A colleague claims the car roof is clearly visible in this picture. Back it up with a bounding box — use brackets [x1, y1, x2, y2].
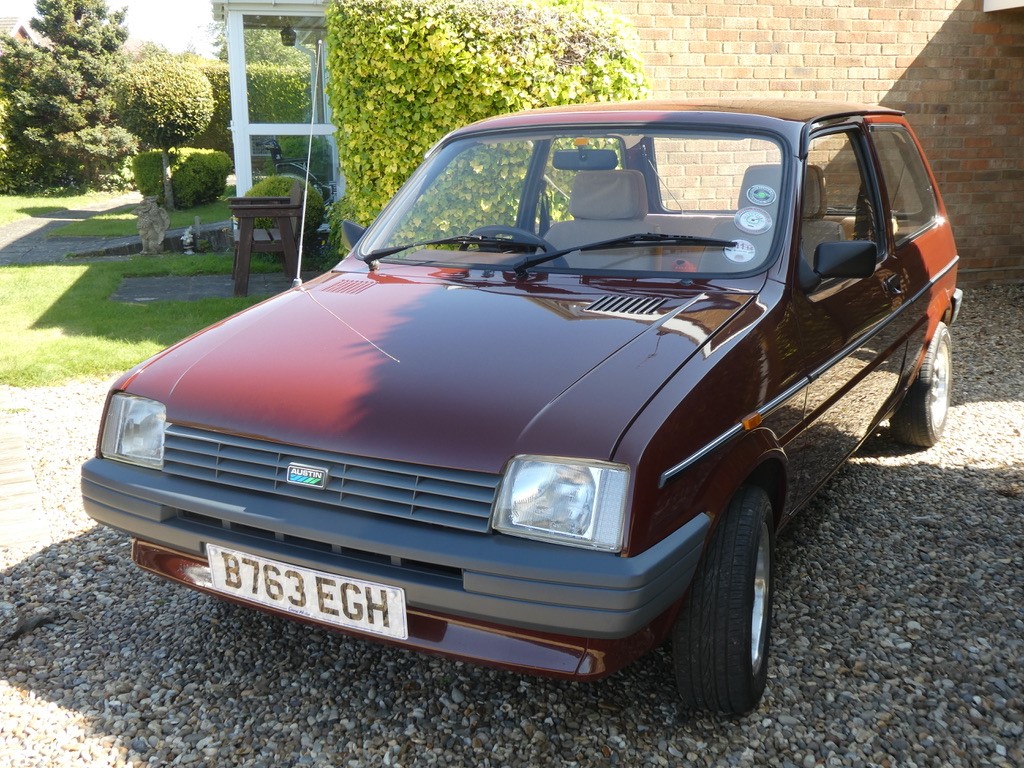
[447, 98, 904, 141]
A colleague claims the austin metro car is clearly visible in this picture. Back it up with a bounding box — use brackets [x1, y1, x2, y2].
[82, 99, 960, 714]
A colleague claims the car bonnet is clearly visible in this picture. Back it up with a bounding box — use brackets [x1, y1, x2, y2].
[119, 270, 758, 473]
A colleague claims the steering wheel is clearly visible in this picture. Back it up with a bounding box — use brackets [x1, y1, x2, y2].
[469, 225, 555, 253]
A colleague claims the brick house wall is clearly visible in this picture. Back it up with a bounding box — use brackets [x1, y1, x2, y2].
[603, 0, 1024, 285]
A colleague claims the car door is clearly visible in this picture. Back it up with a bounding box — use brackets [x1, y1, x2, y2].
[783, 124, 908, 516]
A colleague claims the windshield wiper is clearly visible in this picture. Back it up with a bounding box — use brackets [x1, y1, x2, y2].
[361, 234, 540, 265]
[513, 232, 738, 275]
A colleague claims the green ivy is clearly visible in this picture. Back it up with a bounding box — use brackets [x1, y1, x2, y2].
[324, 0, 647, 227]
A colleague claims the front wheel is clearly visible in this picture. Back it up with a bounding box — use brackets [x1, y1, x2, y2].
[889, 322, 952, 448]
[672, 486, 775, 715]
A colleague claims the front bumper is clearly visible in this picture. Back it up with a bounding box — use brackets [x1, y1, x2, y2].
[82, 457, 707, 649]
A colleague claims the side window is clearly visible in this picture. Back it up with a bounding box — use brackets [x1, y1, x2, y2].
[803, 131, 880, 262]
[870, 126, 939, 246]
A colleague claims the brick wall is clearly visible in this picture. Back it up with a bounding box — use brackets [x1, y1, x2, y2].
[604, 0, 1024, 284]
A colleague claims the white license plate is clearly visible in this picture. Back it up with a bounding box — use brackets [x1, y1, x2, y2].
[206, 544, 408, 640]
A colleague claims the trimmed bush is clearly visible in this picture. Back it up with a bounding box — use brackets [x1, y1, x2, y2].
[117, 54, 215, 154]
[131, 150, 165, 198]
[246, 175, 326, 239]
[171, 149, 232, 208]
[324, 0, 647, 226]
[116, 53, 215, 208]
[130, 148, 231, 208]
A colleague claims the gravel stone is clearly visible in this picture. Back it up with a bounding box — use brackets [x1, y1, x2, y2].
[1, 284, 1022, 767]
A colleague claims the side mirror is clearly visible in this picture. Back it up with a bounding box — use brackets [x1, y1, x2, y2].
[342, 219, 366, 251]
[814, 240, 877, 279]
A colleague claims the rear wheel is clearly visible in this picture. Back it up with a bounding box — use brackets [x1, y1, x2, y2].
[889, 322, 952, 448]
[672, 486, 775, 715]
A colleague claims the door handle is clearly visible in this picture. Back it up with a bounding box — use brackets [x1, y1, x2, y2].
[883, 274, 903, 296]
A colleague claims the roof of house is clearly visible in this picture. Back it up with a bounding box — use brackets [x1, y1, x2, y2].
[0, 16, 46, 45]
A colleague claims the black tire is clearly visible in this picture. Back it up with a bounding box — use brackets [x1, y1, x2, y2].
[672, 486, 775, 715]
[889, 322, 952, 448]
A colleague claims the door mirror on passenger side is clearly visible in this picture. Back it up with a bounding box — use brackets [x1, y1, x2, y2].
[814, 240, 878, 279]
[342, 219, 366, 251]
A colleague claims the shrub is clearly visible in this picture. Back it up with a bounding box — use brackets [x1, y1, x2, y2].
[116, 53, 215, 208]
[245, 175, 325, 239]
[117, 54, 215, 154]
[131, 150, 165, 197]
[171, 148, 232, 208]
[130, 148, 231, 208]
[324, 0, 647, 226]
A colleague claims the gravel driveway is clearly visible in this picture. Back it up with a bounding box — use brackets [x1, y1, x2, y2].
[1, 285, 1021, 768]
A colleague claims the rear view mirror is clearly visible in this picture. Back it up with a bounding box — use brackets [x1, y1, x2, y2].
[552, 148, 619, 171]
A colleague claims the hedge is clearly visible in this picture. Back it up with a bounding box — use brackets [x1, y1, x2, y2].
[324, 0, 647, 226]
[191, 61, 312, 161]
[171, 149, 233, 208]
[131, 148, 232, 208]
[193, 61, 233, 156]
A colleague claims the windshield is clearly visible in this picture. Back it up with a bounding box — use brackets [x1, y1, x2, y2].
[358, 128, 787, 276]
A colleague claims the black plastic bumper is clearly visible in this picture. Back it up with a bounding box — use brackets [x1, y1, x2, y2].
[82, 457, 708, 639]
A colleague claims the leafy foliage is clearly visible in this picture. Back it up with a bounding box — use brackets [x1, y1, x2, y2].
[131, 148, 232, 208]
[0, 0, 137, 191]
[130, 151, 165, 197]
[245, 175, 326, 240]
[324, 0, 646, 226]
[116, 53, 215, 208]
[246, 63, 312, 125]
[116, 54, 215, 152]
[169, 149, 233, 209]
[193, 61, 233, 156]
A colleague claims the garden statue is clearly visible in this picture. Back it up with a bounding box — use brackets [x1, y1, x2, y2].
[133, 197, 170, 254]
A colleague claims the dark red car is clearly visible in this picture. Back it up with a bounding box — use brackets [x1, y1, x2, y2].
[83, 100, 960, 714]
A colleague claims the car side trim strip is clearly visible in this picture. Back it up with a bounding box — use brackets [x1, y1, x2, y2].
[658, 256, 958, 488]
[659, 378, 809, 487]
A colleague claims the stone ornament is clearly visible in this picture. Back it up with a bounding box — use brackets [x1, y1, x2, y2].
[133, 197, 170, 254]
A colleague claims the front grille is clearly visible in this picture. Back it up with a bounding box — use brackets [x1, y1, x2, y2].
[163, 425, 500, 533]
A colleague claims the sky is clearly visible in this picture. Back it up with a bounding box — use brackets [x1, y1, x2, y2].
[5, 0, 217, 58]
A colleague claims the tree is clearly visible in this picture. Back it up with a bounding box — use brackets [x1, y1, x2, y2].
[116, 54, 215, 209]
[0, 0, 137, 191]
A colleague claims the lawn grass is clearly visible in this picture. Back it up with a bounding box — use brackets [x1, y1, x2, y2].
[0, 253, 269, 387]
[52, 193, 233, 237]
[0, 191, 120, 227]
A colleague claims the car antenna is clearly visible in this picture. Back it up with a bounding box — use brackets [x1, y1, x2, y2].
[293, 38, 324, 289]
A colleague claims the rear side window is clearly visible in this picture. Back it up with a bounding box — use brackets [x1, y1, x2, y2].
[870, 126, 939, 246]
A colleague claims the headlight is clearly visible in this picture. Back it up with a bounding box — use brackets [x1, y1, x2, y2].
[492, 456, 629, 552]
[100, 394, 166, 469]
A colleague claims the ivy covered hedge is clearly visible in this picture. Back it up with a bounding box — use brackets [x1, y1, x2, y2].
[324, 0, 646, 225]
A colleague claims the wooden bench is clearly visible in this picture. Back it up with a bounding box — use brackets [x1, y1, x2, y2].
[228, 181, 304, 297]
